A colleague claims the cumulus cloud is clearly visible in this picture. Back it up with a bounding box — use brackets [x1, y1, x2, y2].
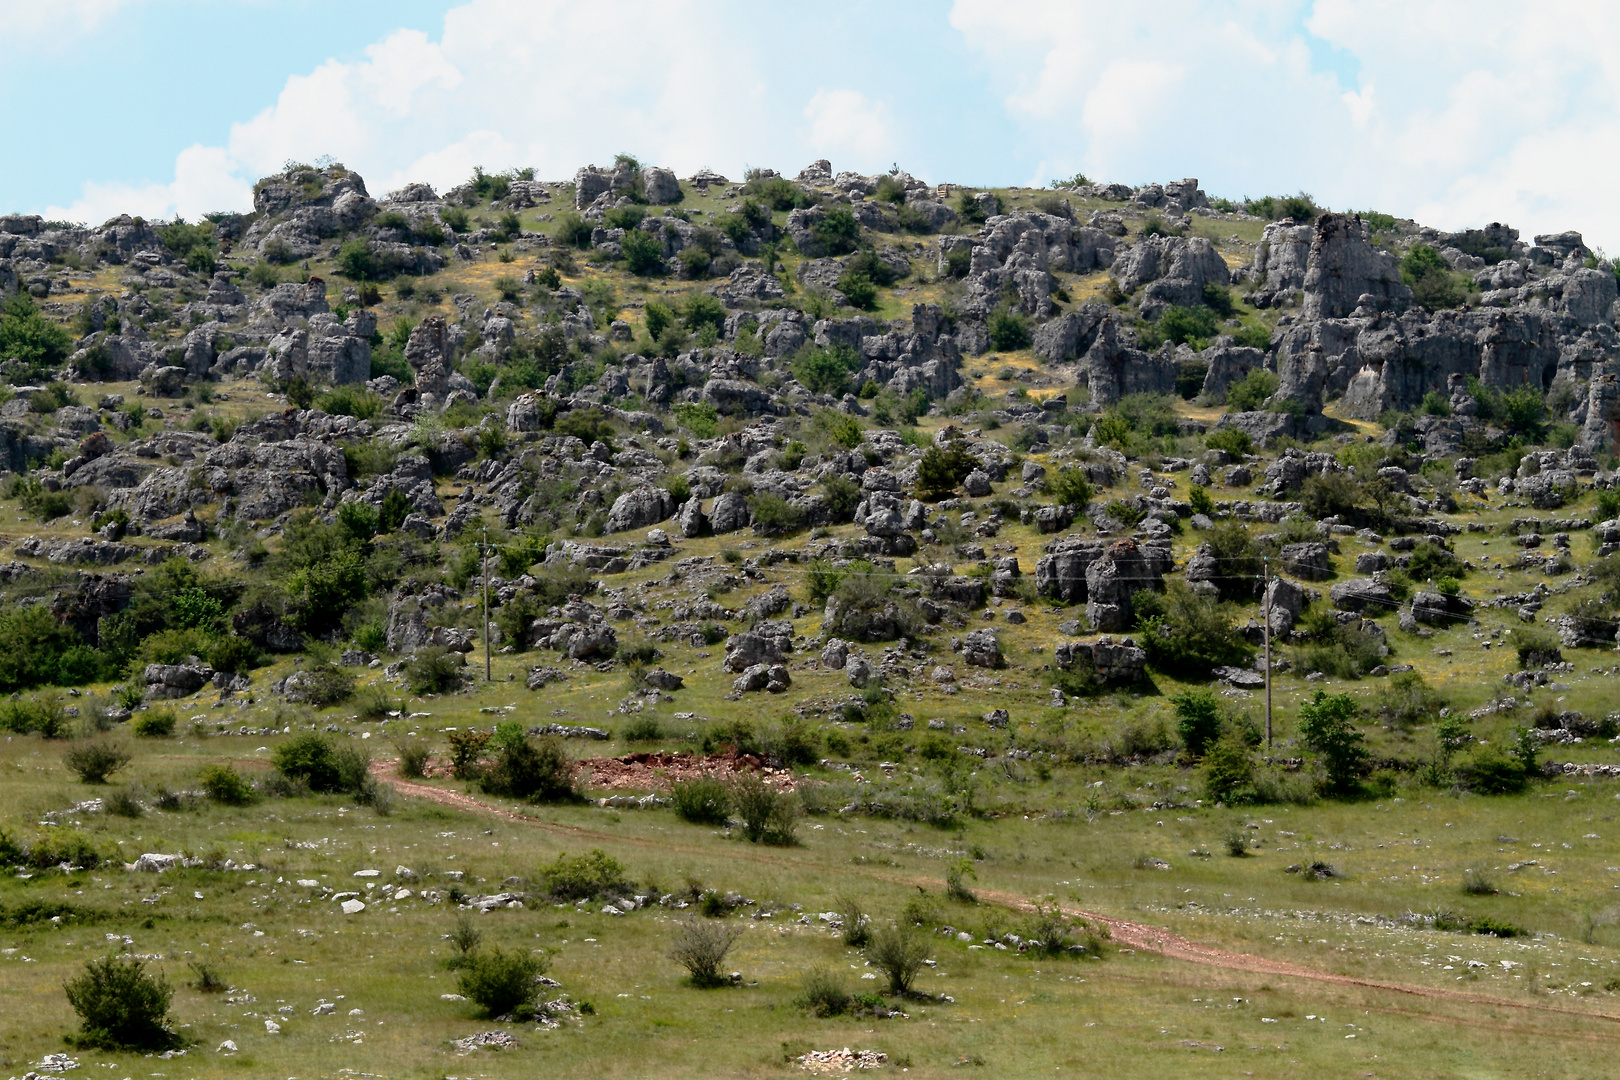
[803, 89, 894, 169]
[0, 0, 138, 40]
[42, 144, 249, 225]
[950, 0, 1620, 248]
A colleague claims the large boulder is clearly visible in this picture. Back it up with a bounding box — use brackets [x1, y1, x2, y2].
[1054, 636, 1147, 686]
[606, 486, 675, 534]
[960, 628, 1003, 669]
[1033, 536, 1109, 603]
[709, 491, 751, 534]
[722, 631, 784, 673]
[1085, 538, 1172, 632]
[1301, 213, 1413, 319]
[1279, 542, 1333, 581]
[144, 662, 213, 700]
[1264, 576, 1306, 635]
[1329, 577, 1393, 613]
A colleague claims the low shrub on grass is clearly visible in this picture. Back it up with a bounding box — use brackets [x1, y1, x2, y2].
[672, 776, 730, 825]
[458, 947, 547, 1019]
[64, 955, 180, 1050]
[669, 918, 744, 987]
[131, 709, 176, 737]
[395, 737, 432, 778]
[726, 772, 797, 844]
[538, 849, 626, 900]
[479, 733, 576, 803]
[837, 894, 872, 947]
[198, 763, 255, 805]
[64, 740, 132, 784]
[864, 924, 932, 995]
[797, 965, 853, 1016]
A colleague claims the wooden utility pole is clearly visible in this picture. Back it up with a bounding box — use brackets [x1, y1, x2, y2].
[481, 526, 492, 682]
[1262, 555, 1273, 749]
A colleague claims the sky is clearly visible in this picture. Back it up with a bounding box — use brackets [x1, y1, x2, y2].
[6, 1, 1620, 250]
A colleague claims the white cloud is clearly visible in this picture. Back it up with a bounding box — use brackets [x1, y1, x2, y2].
[803, 89, 894, 168]
[0, 0, 138, 39]
[950, 0, 1620, 248]
[42, 144, 249, 225]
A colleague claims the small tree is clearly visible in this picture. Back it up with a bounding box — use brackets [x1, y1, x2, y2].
[864, 924, 932, 995]
[672, 776, 730, 825]
[1201, 731, 1256, 804]
[1296, 690, 1368, 795]
[669, 919, 744, 987]
[458, 947, 545, 1019]
[479, 733, 575, 803]
[1047, 466, 1092, 509]
[64, 955, 180, 1050]
[915, 444, 979, 501]
[64, 740, 132, 784]
[1169, 689, 1224, 758]
[725, 773, 796, 844]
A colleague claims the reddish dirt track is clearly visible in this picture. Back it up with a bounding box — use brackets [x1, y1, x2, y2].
[375, 762, 1620, 1031]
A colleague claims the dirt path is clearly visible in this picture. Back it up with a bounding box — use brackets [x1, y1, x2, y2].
[376, 764, 1620, 1028]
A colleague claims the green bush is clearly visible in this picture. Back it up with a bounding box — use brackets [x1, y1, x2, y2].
[401, 648, 466, 695]
[538, 849, 626, 900]
[555, 212, 592, 247]
[64, 740, 132, 784]
[1296, 690, 1368, 795]
[1047, 466, 1092, 509]
[621, 228, 663, 274]
[479, 733, 575, 803]
[915, 443, 980, 500]
[64, 955, 180, 1051]
[672, 776, 730, 825]
[747, 493, 804, 537]
[1201, 731, 1256, 804]
[1225, 369, 1280, 412]
[1134, 582, 1253, 678]
[395, 737, 432, 778]
[864, 924, 932, 995]
[1169, 689, 1224, 757]
[1247, 193, 1321, 221]
[131, 709, 176, 738]
[1513, 626, 1563, 669]
[726, 772, 797, 844]
[1230, 323, 1273, 351]
[812, 206, 860, 255]
[1154, 305, 1218, 348]
[0, 292, 73, 377]
[837, 271, 879, 309]
[673, 401, 719, 439]
[0, 695, 71, 737]
[1401, 244, 1468, 310]
[792, 344, 860, 396]
[988, 306, 1031, 350]
[273, 732, 370, 793]
[1372, 670, 1447, 730]
[337, 239, 378, 280]
[1205, 427, 1253, 457]
[797, 965, 853, 1016]
[669, 918, 745, 987]
[458, 947, 545, 1019]
[198, 763, 255, 805]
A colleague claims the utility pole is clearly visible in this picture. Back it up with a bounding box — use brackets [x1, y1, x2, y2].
[481, 526, 492, 682]
[1262, 555, 1273, 750]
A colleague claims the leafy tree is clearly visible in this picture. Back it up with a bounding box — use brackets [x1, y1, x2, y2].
[915, 443, 980, 500]
[1170, 689, 1225, 757]
[1296, 689, 1368, 795]
[1046, 466, 1092, 509]
[812, 206, 860, 255]
[1225, 369, 1279, 411]
[792, 345, 860, 396]
[682, 293, 725, 334]
[1401, 243, 1467, 309]
[1134, 581, 1253, 678]
[1155, 304, 1218, 348]
[1201, 730, 1256, 804]
[621, 228, 663, 274]
[988, 305, 1031, 350]
[555, 212, 592, 247]
[64, 955, 180, 1050]
[837, 270, 879, 309]
[0, 292, 72, 377]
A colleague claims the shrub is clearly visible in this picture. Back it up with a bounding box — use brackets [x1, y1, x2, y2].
[988, 306, 1031, 351]
[797, 964, 853, 1016]
[670, 918, 744, 987]
[945, 858, 977, 903]
[672, 776, 730, 825]
[402, 647, 466, 695]
[64, 740, 132, 784]
[206, 635, 259, 675]
[1047, 466, 1092, 509]
[1513, 626, 1563, 669]
[726, 772, 797, 844]
[1248, 192, 1321, 221]
[1371, 670, 1447, 730]
[864, 924, 932, 995]
[1202, 731, 1256, 804]
[1169, 689, 1224, 757]
[1401, 244, 1468, 310]
[0, 292, 72, 377]
[1462, 868, 1498, 896]
[747, 493, 804, 537]
[104, 785, 144, 818]
[1134, 582, 1253, 678]
[1455, 747, 1528, 795]
[837, 895, 872, 947]
[1223, 827, 1250, 857]
[479, 734, 575, 803]
[446, 729, 492, 779]
[1206, 427, 1253, 457]
[447, 911, 481, 967]
[793, 344, 860, 396]
[915, 443, 980, 500]
[1296, 690, 1368, 795]
[395, 737, 432, 778]
[1022, 900, 1108, 958]
[538, 849, 626, 900]
[273, 732, 370, 793]
[621, 228, 663, 274]
[458, 947, 545, 1019]
[812, 206, 860, 255]
[1226, 369, 1279, 412]
[64, 955, 180, 1051]
[0, 695, 68, 738]
[1155, 304, 1218, 348]
[187, 958, 226, 994]
[837, 271, 878, 310]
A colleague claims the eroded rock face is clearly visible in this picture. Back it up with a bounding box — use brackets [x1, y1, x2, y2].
[1301, 213, 1413, 320]
[960, 628, 1003, 669]
[1055, 635, 1147, 685]
[1083, 539, 1173, 632]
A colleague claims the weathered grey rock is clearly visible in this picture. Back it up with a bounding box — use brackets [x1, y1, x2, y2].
[139, 364, 186, 397]
[962, 469, 992, 497]
[1264, 576, 1306, 635]
[1411, 590, 1475, 625]
[1280, 542, 1332, 581]
[641, 167, 681, 205]
[960, 628, 1003, 668]
[676, 495, 706, 538]
[1054, 636, 1147, 685]
[404, 315, 452, 403]
[1329, 577, 1393, 613]
[723, 631, 783, 673]
[1033, 536, 1108, 603]
[845, 656, 872, 688]
[606, 486, 674, 534]
[820, 638, 849, 670]
[144, 662, 212, 699]
[1301, 213, 1413, 319]
[709, 491, 751, 534]
[1085, 538, 1171, 632]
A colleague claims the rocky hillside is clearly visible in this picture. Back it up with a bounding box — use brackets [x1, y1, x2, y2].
[0, 155, 1614, 717]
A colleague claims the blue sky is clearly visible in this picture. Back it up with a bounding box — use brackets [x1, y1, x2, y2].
[7, 1, 1620, 250]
